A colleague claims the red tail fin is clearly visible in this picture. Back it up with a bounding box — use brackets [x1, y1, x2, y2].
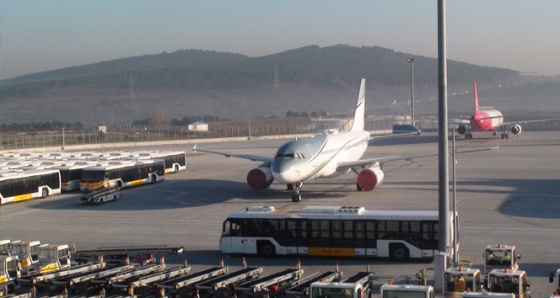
[473, 81, 480, 113]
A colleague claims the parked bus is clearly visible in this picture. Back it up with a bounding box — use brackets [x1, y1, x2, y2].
[220, 205, 457, 260]
[138, 151, 187, 173]
[0, 169, 62, 205]
[50, 161, 99, 192]
[79, 159, 165, 192]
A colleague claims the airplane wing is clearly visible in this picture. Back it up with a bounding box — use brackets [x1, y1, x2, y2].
[499, 118, 554, 127]
[336, 146, 497, 172]
[192, 145, 273, 164]
[367, 132, 419, 141]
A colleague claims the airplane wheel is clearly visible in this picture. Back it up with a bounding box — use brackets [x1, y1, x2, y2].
[287, 184, 293, 190]
[292, 194, 302, 202]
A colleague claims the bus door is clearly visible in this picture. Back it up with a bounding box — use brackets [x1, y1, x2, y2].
[287, 219, 308, 255]
[355, 220, 378, 256]
[221, 219, 246, 254]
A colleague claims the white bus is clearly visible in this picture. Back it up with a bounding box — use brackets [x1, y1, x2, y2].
[79, 159, 165, 192]
[50, 161, 99, 192]
[220, 205, 457, 260]
[138, 151, 187, 174]
[0, 169, 62, 205]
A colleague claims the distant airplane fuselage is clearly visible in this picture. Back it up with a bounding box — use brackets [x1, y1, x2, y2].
[470, 109, 503, 132]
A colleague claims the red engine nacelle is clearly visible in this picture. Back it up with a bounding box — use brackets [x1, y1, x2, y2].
[246, 167, 274, 190]
[356, 165, 385, 191]
[511, 124, 522, 135]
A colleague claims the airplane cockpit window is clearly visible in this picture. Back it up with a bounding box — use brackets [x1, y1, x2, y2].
[274, 153, 296, 160]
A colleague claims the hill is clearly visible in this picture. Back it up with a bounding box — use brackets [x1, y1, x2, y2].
[0, 45, 534, 125]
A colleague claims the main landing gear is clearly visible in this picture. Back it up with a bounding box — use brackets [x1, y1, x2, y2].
[288, 182, 303, 202]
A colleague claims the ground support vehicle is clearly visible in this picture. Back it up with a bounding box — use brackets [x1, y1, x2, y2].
[444, 266, 483, 296]
[234, 268, 304, 297]
[483, 244, 520, 274]
[89, 262, 166, 293]
[72, 245, 184, 265]
[26, 244, 72, 274]
[194, 266, 263, 297]
[156, 266, 229, 298]
[19, 262, 105, 294]
[9, 240, 41, 274]
[461, 292, 515, 298]
[51, 264, 137, 295]
[0, 255, 21, 295]
[284, 271, 343, 297]
[0, 240, 11, 255]
[308, 271, 374, 298]
[550, 269, 560, 293]
[111, 265, 191, 296]
[380, 283, 434, 298]
[487, 269, 530, 298]
[80, 186, 120, 205]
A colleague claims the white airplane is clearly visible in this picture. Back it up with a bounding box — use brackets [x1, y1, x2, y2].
[194, 79, 491, 202]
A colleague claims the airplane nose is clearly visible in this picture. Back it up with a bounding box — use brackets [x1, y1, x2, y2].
[272, 161, 298, 183]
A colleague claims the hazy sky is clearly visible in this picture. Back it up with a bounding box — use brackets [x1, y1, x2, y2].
[1, 0, 559, 80]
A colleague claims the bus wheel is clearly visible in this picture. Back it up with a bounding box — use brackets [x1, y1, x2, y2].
[174, 165, 179, 173]
[41, 188, 48, 198]
[151, 175, 156, 183]
[258, 241, 276, 257]
[390, 244, 409, 261]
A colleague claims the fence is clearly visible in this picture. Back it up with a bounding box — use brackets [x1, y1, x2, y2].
[0, 118, 396, 151]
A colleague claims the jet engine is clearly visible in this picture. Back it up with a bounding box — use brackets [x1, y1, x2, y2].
[457, 125, 467, 135]
[511, 124, 522, 135]
[246, 166, 274, 190]
[356, 164, 385, 191]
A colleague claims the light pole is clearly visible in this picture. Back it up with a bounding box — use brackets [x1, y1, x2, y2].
[247, 119, 252, 140]
[407, 56, 415, 124]
[61, 127, 65, 151]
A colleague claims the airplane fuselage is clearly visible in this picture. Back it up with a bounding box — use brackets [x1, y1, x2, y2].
[271, 130, 370, 184]
[470, 109, 504, 132]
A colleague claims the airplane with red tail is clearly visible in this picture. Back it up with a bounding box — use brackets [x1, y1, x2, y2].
[457, 81, 551, 139]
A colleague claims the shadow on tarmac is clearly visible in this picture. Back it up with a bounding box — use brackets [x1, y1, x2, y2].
[28, 175, 560, 219]
[389, 178, 560, 219]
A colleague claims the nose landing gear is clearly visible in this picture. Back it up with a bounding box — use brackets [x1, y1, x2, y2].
[290, 182, 303, 202]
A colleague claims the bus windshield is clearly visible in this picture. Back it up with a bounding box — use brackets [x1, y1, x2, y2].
[81, 170, 106, 182]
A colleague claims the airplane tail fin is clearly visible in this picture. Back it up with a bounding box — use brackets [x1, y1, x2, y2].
[473, 81, 480, 113]
[350, 78, 366, 132]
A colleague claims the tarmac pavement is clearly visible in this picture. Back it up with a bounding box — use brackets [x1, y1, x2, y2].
[1, 131, 559, 297]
